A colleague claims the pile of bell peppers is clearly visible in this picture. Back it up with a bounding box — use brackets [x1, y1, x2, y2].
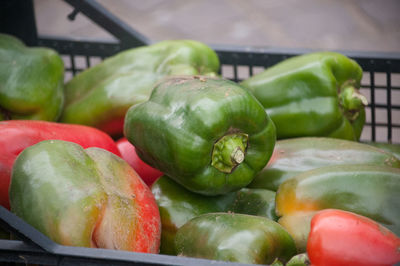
[1, 33, 399, 266]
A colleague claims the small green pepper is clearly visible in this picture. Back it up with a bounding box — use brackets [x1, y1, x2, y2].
[152, 175, 277, 254]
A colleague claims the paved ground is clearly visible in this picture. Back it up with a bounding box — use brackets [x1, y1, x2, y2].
[34, 0, 400, 53]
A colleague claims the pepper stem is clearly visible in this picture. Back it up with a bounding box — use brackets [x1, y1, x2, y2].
[211, 133, 248, 173]
[339, 85, 368, 122]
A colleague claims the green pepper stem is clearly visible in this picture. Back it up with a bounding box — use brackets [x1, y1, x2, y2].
[339, 85, 368, 122]
[211, 133, 248, 173]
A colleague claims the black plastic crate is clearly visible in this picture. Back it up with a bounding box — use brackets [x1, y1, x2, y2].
[1, 0, 400, 265]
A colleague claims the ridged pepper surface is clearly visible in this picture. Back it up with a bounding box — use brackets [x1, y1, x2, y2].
[151, 175, 277, 254]
[248, 137, 400, 191]
[61, 40, 219, 136]
[175, 213, 297, 265]
[9, 140, 161, 252]
[0, 120, 120, 209]
[240, 52, 367, 140]
[275, 164, 400, 251]
[125, 75, 276, 195]
[0, 34, 64, 122]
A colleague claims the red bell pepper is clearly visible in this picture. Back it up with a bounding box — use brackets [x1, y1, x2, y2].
[116, 138, 163, 186]
[307, 209, 400, 266]
[0, 120, 121, 209]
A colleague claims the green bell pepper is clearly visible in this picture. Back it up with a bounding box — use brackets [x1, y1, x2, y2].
[175, 213, 297, 265]
[9, 140, 161, 252]
[248, 137, 400, 191]
[275, 164, 400, 251]
[151, 175, 277, 254]
[61, 40, 220, 136]
[125, 75, 276, 195]
[240, 52, 367, 140]
[0, 34, 64, 121]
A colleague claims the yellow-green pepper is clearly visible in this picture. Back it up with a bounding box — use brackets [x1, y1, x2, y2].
[175, 213, 297, 265]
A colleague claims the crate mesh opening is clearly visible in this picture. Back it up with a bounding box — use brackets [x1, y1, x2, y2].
[252, 66, 266, 75]
[237, 65, 250, 80]
[392, 128, 400, 143]
[221, 64, 234, 79]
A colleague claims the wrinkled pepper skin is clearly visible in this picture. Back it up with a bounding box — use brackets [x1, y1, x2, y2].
[61, 40, 220, 136]
[174, 213, 297, 265]
[151, 176, 277, 254]
[116, 137, 163, 186]
[248, 137, 400, 191]
[275, 164, 400, 237]
[9, 140, 161, 252]
[240, 52, 367, 140]
[0, 120, 121, 209]
[125, 75, 276, 195]
[0, 34, 64, 121]
[307, 209, 400, 266]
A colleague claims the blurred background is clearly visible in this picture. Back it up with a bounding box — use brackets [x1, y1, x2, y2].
[34, 0, 400, 53]
[29, 0, 400, 142]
